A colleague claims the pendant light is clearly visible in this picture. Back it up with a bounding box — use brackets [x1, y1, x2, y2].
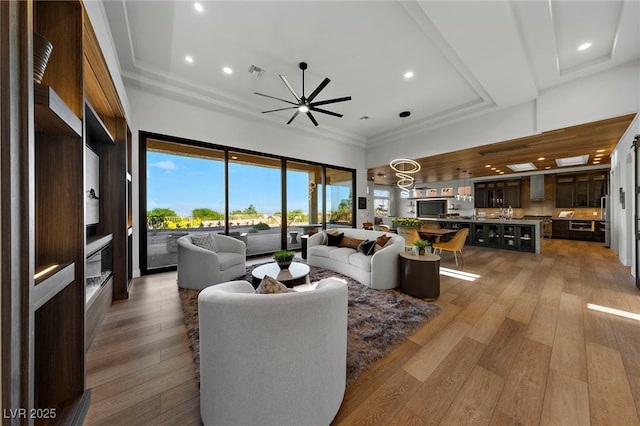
[455, 168, 462, 200]
[390, 111, 421, 196]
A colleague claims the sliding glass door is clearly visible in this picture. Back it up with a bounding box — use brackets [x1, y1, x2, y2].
[228, 151, 282, 256]
[286, 161, 323, 250]
[326, 167, 355, 229]
[140, 132, 356, 273]
[145, 139, 225, 271]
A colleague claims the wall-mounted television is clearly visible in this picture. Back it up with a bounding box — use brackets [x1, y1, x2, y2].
[417, 200, 447, 218]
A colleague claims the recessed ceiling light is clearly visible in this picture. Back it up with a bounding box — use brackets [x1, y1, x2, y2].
[507, 162, 537, 172]
[404, 71, 414, 79]
[223, 66, 233, 74]
[194, 2, 204, 12]
[499, 171, 505, 174]
[485, 164, 491, 168]
[231, 155, 238, 160]
[595, 153, 603, 157]
[593, 161, 601, 164]
[545, 166, 551, 169]
[491, 167, 496, 170]
[538, 157, 545, 161]
[185, 55, 194, 63]
[556, 155, 589, 167]
[596, 149, 606, 153]
[578, 42, 592, 51]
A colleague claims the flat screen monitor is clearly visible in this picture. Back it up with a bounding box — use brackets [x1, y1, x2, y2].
[417, 200, 446, 218]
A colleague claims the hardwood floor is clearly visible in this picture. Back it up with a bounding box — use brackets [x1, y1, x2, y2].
[85, 239, 640, 425]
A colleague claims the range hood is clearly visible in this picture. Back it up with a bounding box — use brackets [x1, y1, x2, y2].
[530, 175, 545, 200]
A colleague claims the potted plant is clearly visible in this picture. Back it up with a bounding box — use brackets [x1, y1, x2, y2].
[392, 217, 422, 228]
[273, 250, 295, 270]
[413, 239, 431, 255]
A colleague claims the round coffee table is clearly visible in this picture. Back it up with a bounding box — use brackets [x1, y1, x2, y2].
[251, 262, 311, 288]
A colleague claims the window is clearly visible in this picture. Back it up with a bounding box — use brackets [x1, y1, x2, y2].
[139, 132, 356, 273]
[374, 188, 390, 218]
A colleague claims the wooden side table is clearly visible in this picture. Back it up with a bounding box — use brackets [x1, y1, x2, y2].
[301, 235, 309, 259]
[398, 252, 441, 299]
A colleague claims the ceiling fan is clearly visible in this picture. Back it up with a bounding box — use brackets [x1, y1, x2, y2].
[254, 62, 351, 126]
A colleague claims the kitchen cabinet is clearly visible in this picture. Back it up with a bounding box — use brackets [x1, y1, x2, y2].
[594, 221, 606, 242]
[555, 172, 607, 208]
[474, 179, 521, 208]
[552, 220, 570, 239]
[440, 220, 537, 253]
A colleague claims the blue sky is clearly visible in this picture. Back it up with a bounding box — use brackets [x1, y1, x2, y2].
[147, 151, 343, 216]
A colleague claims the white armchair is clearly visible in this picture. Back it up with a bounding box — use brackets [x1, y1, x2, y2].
[177, 233, 246, 290]
[198, 278, 348, 426]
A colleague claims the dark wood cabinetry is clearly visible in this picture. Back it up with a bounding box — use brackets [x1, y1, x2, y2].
[474, 179, 521, 208]
[556, 172, 607, 208]
[552, 220, 570, 239]
[2, 1, 130, 423]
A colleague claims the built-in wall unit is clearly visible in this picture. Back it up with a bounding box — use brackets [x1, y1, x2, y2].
[1, 1, 131, 422]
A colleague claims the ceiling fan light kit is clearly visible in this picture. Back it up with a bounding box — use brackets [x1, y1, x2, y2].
[254, 62, 351, 126]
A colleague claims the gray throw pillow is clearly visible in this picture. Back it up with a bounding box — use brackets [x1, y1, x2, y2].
[191, 233, 217, 252]
[357, 239, 377, 256]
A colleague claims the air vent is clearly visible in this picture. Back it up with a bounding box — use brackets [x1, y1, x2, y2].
[478, 144, 528, 155]
[248, 64, 264, 77]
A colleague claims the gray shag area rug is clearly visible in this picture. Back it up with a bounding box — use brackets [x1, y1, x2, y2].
[178, 263, 440, 386]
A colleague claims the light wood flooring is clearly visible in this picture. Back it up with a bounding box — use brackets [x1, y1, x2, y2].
[85, 239, 640, 425]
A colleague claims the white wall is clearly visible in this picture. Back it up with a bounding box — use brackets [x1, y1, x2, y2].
[610, 113, 639, 275]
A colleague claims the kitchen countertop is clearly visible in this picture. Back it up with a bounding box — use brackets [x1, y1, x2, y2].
[436, 218, 543, 225]
[551, 217, 604, 221]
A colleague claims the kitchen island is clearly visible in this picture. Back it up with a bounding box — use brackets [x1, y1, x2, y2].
[432, 218, 542, 254]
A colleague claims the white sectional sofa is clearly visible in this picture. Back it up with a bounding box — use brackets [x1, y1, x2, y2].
[307, 228, 404, 289]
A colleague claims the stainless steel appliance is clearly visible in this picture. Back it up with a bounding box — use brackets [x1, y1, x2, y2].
[569, 220, 595, 232]
[523, 215, 552, 238]
[601, 195, 610, 248]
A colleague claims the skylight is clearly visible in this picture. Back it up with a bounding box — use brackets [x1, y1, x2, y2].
[555, 155, 589, 167]
[506, 162, 537, 172]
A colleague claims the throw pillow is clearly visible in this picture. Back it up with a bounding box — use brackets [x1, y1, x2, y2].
[255, 275, 289, 294]
[357, 239, 377, 256]
[327, 232, 344, 247]
[323, 229, 340, 245]
[339, 236, 365, 250]
[191, 233, 217, 252]
[376, 234, 392, 247]
[374, 234, 392, 252]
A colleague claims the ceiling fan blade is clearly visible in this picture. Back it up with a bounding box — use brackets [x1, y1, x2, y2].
[307, 78, 330, 102]
[254, 92, 298, 106]
[310, 96, 352, 107]
[261, 106, 298, 114]
[286, 110, 300, 125]
[310, 106, 343, 118]
[279, 75, 301, 102]
[306, 111, 319, 126]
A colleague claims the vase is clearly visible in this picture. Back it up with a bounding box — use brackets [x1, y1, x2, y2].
[33, 32, 53, 84]
[418, 248, 426, 256]
[276, 260, 292, 270]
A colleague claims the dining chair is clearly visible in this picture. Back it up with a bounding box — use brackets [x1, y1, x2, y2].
[396, 227, 423, 251]
[431, 227, 469, 267]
